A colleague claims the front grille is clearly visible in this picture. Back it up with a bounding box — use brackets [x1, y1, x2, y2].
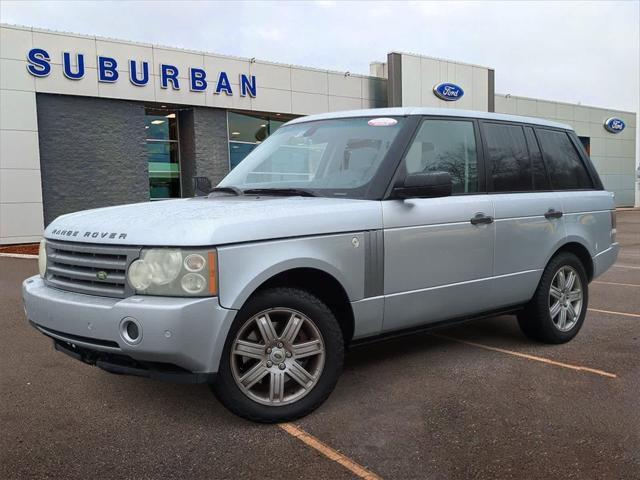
[45, 240, 140, 298]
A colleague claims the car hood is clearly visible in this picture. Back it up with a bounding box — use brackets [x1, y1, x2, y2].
[44, 196, 383, 246]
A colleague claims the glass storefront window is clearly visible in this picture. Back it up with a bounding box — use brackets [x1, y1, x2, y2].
[145, 109, 181, 200]
[230, 142, 258, 170]
[228, 111, 293, 170]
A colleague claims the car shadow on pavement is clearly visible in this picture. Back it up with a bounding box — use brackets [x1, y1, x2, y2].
[343, 314, 526, 370]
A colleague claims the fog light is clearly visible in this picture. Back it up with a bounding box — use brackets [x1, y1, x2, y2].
[120, 317, 142, 345]
[126, 322, 139, 340]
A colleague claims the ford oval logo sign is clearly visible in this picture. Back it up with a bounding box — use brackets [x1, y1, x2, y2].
[604, 117, 625, 134]
[433, 82, 464, 101]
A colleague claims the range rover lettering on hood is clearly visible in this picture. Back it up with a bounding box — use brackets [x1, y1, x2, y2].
[44, 197, 382, 246]
[50, 228, 128, 240]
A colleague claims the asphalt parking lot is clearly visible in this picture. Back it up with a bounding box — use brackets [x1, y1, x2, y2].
[1, 210, 638, 480]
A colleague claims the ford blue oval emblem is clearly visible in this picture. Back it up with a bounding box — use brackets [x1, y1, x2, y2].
[604, 117, 625, 134]
[433, 82, 464, 101]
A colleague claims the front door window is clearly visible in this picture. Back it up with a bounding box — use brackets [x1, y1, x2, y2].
[403, 119, 478, 194]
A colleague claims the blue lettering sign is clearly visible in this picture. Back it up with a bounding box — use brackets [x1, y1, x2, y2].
[240, 74, 256, 97]
[433, 82, 464, 101]
[129, 60, 149, 86]
[190, 68, 207, 91]
[97, 56, 119, 82]
[62, 52, 85, 80]
[26, 48, 51, 77]
[25, 49, 258, 98]
[215, 71, 233, 95]
[160, 64, 180, 90]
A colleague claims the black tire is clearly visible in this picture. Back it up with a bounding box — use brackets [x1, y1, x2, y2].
[212, 287, 344, 423]
[517, 252, 589, 344]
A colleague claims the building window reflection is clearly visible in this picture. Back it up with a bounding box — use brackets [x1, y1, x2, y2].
[227, 111, 291, 169]
[578, 136, 591, 156]
[145, 108, 181, 200]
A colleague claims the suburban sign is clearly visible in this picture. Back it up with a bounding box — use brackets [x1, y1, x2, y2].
[26, 48, 257, 97]
[433, 82, 464, 101]
[603, 117, 626, 134]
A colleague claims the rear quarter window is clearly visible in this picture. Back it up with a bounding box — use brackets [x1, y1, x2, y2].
[536, 129, 593, 190]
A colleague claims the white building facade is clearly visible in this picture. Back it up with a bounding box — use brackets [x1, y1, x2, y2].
[0, 24, 636, 244]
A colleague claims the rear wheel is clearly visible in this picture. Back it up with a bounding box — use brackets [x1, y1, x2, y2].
[213, 287, 344, 423]
[518, 252, 588, 344]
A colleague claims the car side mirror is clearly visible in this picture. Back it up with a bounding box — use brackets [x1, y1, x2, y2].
[193, 176, 212, 196]
[392, 171, 452, 199]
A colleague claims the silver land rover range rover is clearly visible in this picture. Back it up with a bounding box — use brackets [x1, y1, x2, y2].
[23, 108, 619, 422]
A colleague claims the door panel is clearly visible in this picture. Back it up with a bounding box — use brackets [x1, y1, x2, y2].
[492, 192, 564, 307]
[382, 195, 495, 331]
[481, 122, 567, 308]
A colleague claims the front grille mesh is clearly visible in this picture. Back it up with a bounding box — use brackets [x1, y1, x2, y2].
[45, 240, 140, 298]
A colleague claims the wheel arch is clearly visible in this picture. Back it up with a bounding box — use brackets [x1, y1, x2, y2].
[251, 267, 355, 346]
[222, 259, 356, 345]
[548, 241, 594, 281]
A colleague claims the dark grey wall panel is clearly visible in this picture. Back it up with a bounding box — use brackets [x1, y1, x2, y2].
[488, 69, 495, 112]
[387, 53, 403, 107]
[177, 108, 196, 197]
[177, 106, 229, 195]
[36, 94, 148, 225]
[192, 106, 229, 187]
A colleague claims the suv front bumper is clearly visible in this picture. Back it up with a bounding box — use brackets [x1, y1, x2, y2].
[22, 276, 237, 379]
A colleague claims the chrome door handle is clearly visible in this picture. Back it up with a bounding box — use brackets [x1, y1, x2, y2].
[544, 209, 563, 219]
[470, 213, 494, 225]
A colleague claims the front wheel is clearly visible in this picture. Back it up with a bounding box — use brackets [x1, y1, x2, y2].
[518, 252, 589, 344]
[213, 287, 344, 423]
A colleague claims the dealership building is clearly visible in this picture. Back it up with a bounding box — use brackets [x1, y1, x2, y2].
[0, 23, 637, 245]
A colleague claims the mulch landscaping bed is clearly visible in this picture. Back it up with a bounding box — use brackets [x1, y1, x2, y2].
[0, 244, 39, 255]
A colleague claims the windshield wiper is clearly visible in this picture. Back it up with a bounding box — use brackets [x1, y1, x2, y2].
[208, 186, 244, 197]
[243, 188, 316, 197]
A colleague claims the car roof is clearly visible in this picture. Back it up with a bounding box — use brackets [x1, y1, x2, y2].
[285, 107, 573, 130]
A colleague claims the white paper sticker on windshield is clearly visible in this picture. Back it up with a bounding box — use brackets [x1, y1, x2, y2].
[368, 117, 398, 127]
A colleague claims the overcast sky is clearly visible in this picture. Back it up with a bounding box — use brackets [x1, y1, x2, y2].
[1, 0, 639, 113]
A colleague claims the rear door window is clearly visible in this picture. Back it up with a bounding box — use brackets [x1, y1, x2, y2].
[482, 123, 533, 192]
[535, 129, 593, 190]
[524, 127, 551, 190]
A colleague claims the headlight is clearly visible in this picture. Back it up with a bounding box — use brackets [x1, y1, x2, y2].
[38, 239, 47, 278]
[127, 248, 217, 297]
[143, 249, 182, 285]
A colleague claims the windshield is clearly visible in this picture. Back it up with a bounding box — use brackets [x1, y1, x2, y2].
[218, 116, 406, 198]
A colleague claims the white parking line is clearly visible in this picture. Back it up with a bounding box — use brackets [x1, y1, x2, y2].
[0, 253, 38, 259]
[612, 264, 640, 270]
[588, 308, 640, 319]
[280, 423, 382, 480]
[432, 334, 617, 378]
[593, 281, 640, 288]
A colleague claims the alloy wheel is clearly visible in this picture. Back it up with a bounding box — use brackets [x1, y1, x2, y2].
[549, 265, 583, 332]
[230, 308, 325, 406]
